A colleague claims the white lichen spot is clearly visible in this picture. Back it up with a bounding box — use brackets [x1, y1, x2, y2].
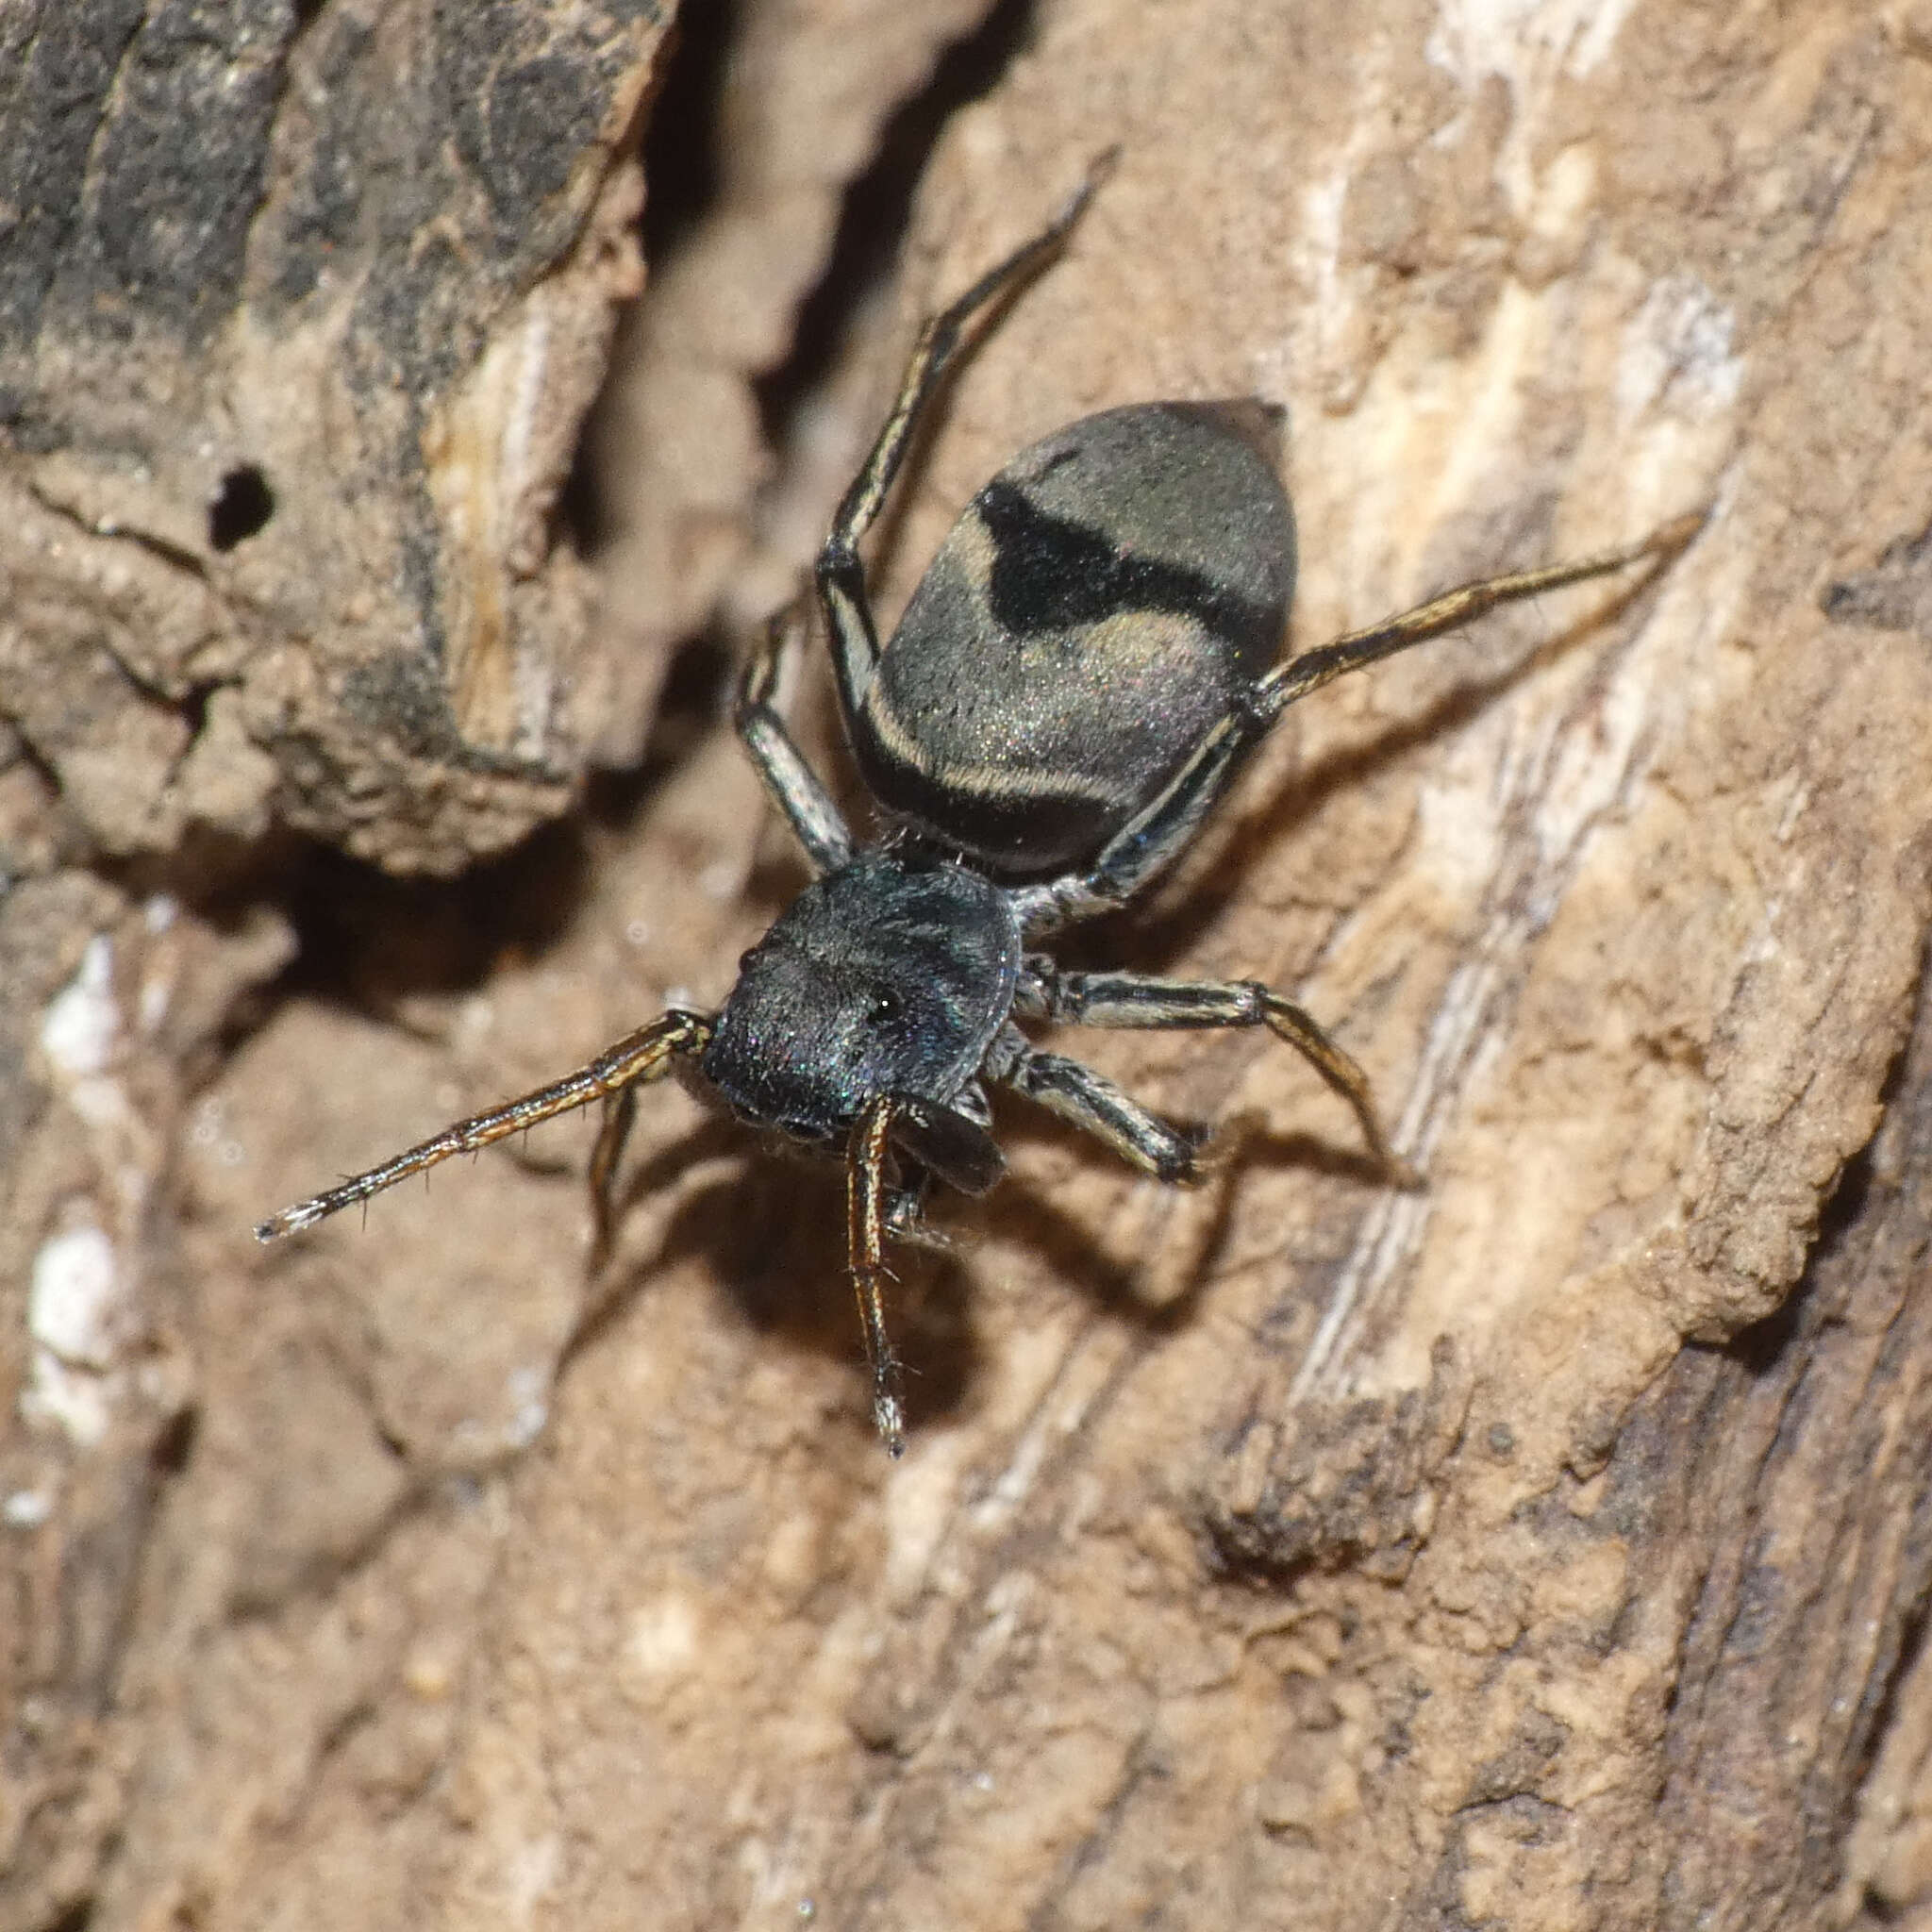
[23, 1222, 130, 1448]
[1741, 896, 1785, 971]
[42, 936, 119, 1078]
[1423, 0, 1639, 216]
[1427, 0, 1637, 90]
[23, 1354, 113, 1448]
[67, 1074, 138, 1136]
[503, 1834, 561, 1921]
[137, 973, 172, 1033]
[504, 1365, 549, 1449]
[625, 919, 652, 949]
[627, 1592, 699, 1677]
[1617, 275, 1742, 425]
[1774, 781, 1810, 843]
[30, 1222, 123, 1369]
[4, 1490, 53, 1529]
[1298, 165, 1351, 344]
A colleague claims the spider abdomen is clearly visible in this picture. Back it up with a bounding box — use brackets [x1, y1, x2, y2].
[856, 399, 1295, 875]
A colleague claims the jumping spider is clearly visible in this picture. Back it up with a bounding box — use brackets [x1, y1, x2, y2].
[258, 161, 1701, 1454]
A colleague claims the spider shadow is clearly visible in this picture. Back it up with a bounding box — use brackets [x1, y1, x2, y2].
[552, 1076, 1408, 1452]
[560, 1117, 988, 1439]
[991, 1105, 1395, 1329]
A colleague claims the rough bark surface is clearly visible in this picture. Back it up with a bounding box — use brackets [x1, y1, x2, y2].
[6, 2, 1932, 1929]
[0, 0, 662, 875]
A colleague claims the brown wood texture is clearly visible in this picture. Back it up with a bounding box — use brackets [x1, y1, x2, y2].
[6, 2, 1932, 1927]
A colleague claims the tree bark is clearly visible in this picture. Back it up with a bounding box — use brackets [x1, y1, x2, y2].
[5, 1, 1932, 1928]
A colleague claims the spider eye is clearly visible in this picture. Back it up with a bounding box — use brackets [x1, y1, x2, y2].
[868, 988, 904, 1023]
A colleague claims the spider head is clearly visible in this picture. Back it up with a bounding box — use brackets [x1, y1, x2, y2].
[699, 853, 1021, 1143]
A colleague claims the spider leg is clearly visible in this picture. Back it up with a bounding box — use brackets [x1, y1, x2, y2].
[884, 1167, 950, 1251]
[1257, 509, 1707, 718]
[255, 1010, 715, 1241]
[815, 155, 1113, 741]
[1019, 966, 1416, 1185]
[848, 1094, 908, 1456]
[1010, 508, 1705, 934]
[735, 597, 854, 876]
[988, 1026, 1205, 1183]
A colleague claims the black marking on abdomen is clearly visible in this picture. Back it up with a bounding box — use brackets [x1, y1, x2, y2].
[976, 480, 1278, 656]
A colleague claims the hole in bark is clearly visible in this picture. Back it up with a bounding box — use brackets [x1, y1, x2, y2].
[208, 464, 275, 550]
[150, 1407, 199, 1477]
